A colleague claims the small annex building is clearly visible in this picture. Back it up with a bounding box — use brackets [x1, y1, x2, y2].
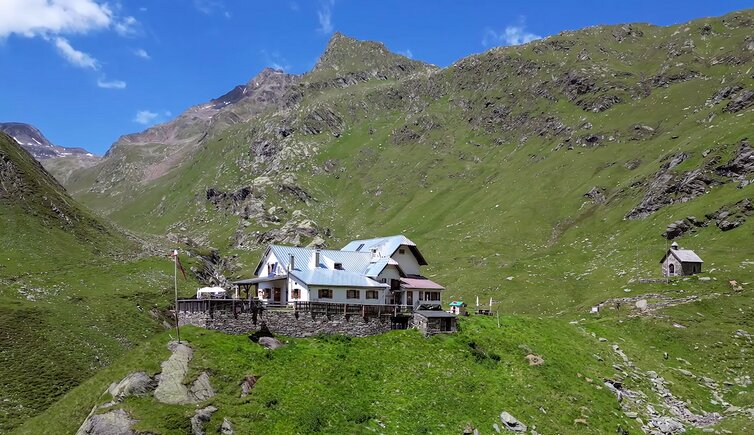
[234, 235, 446, 307]
[660, 242, 704, 277]
[411, 302, 458, 335]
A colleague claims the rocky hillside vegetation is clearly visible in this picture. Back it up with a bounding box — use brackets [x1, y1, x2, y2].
[17, 9, 754, 433]
[0, 132, 183, 432]
[64, 12, 754, 304]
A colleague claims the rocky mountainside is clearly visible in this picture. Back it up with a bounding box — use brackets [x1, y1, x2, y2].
[0, 122, 95, 160]
[11, 10, 754, 434]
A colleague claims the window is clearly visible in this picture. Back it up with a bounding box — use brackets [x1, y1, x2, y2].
[423, 291, 440, 301]
[356, 243, 365, 251]
[380, 278, 387, 283]
[366, 290, 378, 299]
[399, 248, 405, 254]
[261, 288, 271, 299]
[669, 263, 675, 275]
[347, 289, 360, 299]
[318, 289, 333, 299]
[291, 288, 301, 299]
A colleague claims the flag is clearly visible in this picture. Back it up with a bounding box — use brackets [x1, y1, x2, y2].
[171, 249, 187, 280]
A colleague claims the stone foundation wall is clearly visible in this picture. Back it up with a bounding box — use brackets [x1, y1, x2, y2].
[178, 309, 394, 338]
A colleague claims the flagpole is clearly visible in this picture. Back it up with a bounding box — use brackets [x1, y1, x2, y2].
[173, 249, 181, 344]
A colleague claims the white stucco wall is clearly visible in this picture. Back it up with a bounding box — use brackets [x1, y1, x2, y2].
[377, 265, 402, 283]
[661, 255, 682, 277]
[391, 245, 421, 275]
[308, 286, 387, 304]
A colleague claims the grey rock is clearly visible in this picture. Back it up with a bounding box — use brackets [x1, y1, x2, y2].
[625, 411, 638, 419]
[191, 406, 217, 435]
[240, 375, 259, 397]
[221, 418, 234, 434]
[190, 371, 216, 402]
[635, 299, 648, 310]
[499, 411, 527, 432]
[492, 422, 501, 433]
[258, 336, 284, 349]
[724, 90, 754, 113]
[653, 416, 684, 434]
[76, 408, 135, 435]
[154, 342, 194, 405]
[107, 372, 155, 400]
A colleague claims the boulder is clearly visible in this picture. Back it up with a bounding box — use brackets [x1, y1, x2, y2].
[653, 416, 684, 434]
[499, 411, 527, 432]
[107, 372, 156, 400]
[221, 418, 234, 434]
[240, 375, 260, 397]
[258, 336, 284, 350]
[525, 354, 544, 366]
[190, 406, 217, 435]
[190, 371, 216, 402]
[718, 220, 741, 231]
[635, 299, 648, 310]
[76, 408, 136, 435]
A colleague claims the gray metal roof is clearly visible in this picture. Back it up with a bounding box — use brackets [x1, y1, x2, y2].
[290, 269, 388, 288]
[363, 257, 401, 277]
[233, 275, 287, 285]
[341, 235, 428, 265]
[414, 310, 456, 318]
[672, 249, 704, 263]
[660, 248, 704, 264]
[255, 245, 374, 276]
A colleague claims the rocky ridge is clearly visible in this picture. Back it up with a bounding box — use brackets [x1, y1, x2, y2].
[0, 122, 95, 160]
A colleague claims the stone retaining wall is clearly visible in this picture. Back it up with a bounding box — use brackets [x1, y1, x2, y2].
[178, 309, 394, 338]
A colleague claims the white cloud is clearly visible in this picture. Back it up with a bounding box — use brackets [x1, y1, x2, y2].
[0, 0, 145, 88]
[0, 0, 113, 38]
[133, 110, 171, 125]
[97, 77, 126, 89]
[194, 0, 229, 17]
[398, 49, 413, 59]
[316, 0, 334, 34]
[133, 48, 150, 59]
[482, 18, 542, 47]
[261, 50, 291, 72]
[133, 110, 159, 125]
[114, 16, 139, 37]
[53, 37, 98, 69]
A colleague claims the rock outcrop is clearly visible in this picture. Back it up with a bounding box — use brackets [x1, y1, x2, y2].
[76, 409, 136, 435]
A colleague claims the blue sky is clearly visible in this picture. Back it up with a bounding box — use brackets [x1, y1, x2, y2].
[0, 0, 752, 155]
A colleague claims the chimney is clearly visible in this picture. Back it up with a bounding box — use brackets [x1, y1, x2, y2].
[315, 250, 321, 268]
[370, 247, 379, 260]
[289, 254, 295, 272]
[671, 242, 679, 250]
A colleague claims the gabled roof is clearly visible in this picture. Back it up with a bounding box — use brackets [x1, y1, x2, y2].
[659, 248, 704, 264]
[290, 269, 388, 288]
[363, 257, 402, 277]
[341, 235, 428, 265]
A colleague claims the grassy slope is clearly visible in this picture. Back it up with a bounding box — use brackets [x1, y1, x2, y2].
[23, 9, 754, 433]
[0, 133, 194, 431]
[19, 319, 640, 434]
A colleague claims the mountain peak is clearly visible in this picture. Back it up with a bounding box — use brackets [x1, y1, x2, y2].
[309, 32, 434, 82]
[0, 122, 94, 160]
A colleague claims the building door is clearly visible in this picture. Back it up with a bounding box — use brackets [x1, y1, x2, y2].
[406, 291, 413, 306]
[669, 263, 675, 276]
[273, 287, 281, 303]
